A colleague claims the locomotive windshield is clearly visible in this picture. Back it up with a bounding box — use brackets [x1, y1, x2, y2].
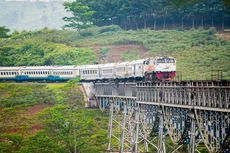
[157, 58, 175, 63]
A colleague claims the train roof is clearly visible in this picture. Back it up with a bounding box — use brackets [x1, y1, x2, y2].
[0, 66, 79, 70]
[100, 63, 115, 68]
[80, 64, 100, 69]
[128, 59, 145, 64]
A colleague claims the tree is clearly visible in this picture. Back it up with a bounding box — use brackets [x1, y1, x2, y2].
[63, 1, 95, 30]
[0, 26, 10, 38]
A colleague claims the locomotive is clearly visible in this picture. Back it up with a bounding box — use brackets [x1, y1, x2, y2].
[0, 56, 176, 81]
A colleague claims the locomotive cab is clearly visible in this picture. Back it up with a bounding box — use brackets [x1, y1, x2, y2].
[155, 56, 176, 80]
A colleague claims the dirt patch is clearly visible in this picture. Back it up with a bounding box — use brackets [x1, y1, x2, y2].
[218, 31, 230, 40]
[92, 44, 148, 63]
[29, 125, 43, 135]
[23, 103, 51, 117]
[2, 104, 51, 135]
[0, 138, 10, 142]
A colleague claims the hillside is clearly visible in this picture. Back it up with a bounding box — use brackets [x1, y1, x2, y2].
[0, 82, 108, 152]
[0, 26, 230, 80]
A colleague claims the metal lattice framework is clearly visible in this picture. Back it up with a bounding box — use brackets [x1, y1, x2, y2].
[95, 81, 230, 153]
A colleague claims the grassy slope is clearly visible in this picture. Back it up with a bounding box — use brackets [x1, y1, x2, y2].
[0, 26, 229, 80]
[74, 28, 230, 80]
[0, 83, 108, 153]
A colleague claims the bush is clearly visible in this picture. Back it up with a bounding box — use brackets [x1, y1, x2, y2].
[79, 30, 94, 37]
[98, 25, 122, 34]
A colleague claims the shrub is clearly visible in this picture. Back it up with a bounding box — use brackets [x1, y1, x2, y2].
[98, 25, 122, 34]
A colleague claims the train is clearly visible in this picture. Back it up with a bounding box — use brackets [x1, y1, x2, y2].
[0, 56, 176, 82]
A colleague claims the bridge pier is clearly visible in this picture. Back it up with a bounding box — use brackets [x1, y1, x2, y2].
[157, 109, 166, 153]
[188, 112, 196, 153]
[120, 103, 127, 152]
[134, 107, 140, 153]
[107, 102, 114, 151]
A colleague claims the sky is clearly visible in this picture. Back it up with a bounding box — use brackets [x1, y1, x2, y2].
[0, 0, 70, 31]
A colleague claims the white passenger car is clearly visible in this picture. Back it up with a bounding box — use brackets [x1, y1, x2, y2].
[79, 64, 100, 81]
[100, 63, 115, 80]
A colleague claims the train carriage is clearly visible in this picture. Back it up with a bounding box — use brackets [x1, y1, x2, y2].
[99, 63, 115, 80]
[51, 66, 78, 81]
[0, 67, 20, 80]
[0, 56, 176, 82]
[80, 65, 100, 81]
[128, 59, 145, 79]
[115, 62, 129, 79]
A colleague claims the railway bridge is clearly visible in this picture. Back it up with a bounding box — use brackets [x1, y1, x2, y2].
[90, 80, 230, 153]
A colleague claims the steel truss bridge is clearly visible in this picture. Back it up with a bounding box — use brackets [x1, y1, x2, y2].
[93, 80, 230, 153]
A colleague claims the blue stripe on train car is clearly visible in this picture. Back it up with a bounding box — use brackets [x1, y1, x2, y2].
[16, 75, 29, 81]
[48, 75, 62, 81]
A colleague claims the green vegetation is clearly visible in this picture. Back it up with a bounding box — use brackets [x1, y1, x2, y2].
[122, 48, 140, 61]
[0, 26, 229, 80]
[63, 0, 230, 30]
[0, 82, 108, 153]
[63, 1, 95, 30]
[0, 26, 10, 38]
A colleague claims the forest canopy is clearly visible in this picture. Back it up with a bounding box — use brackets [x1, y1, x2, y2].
[63, 0, 230, 30]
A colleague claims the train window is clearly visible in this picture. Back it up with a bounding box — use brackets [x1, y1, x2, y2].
[103, 69, 112, 73]
[116, 67, 125, 72]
